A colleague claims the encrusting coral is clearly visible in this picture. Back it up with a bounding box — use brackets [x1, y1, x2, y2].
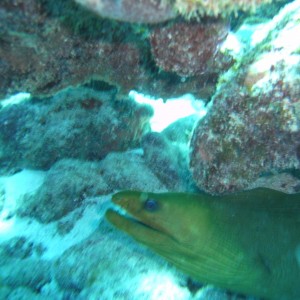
[174, 0, 273, 18]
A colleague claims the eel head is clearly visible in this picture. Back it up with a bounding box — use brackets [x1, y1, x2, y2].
[105, 190, 274, 298]
[105, 190, 213, 252]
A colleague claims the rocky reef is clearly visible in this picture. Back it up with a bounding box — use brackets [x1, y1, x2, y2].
[150, 20, 230, 77]
[0, 87, 153, 170]
[190, 0, 300, 194]
[0, 0, 231, 101]
[15, 125, 197, 223]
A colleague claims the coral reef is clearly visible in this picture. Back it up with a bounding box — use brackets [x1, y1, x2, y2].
[0, 87, 153, 170]
[150, 21, 230, 77]
[189, 0, 300, 194]
[75, 0, 176, 23]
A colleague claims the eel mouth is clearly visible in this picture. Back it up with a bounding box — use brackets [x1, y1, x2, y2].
[105, 209, 174, 251]
[105, 203, 160, 233]
[105, 203, 173, 246]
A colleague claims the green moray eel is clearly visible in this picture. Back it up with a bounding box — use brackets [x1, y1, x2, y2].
[105, 189, 300, 299]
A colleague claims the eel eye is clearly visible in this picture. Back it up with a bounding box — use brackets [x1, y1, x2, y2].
[144, 198, 159, 212]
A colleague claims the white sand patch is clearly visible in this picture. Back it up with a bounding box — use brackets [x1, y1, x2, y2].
[0, 169, 46, 230]
[0, 169, 112, 260]
[0, 92, 31, 107]
[137, 271, 190, 300]
[1, 169, 46, 208]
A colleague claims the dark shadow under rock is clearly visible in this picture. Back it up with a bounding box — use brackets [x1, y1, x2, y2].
[141, 132, 187, 191]
[141, 115, 200, 192]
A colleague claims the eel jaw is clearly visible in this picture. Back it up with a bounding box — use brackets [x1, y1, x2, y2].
[105, 208, 174, 247]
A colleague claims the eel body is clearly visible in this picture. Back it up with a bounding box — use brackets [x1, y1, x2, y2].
[105, 189, 300, 299]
